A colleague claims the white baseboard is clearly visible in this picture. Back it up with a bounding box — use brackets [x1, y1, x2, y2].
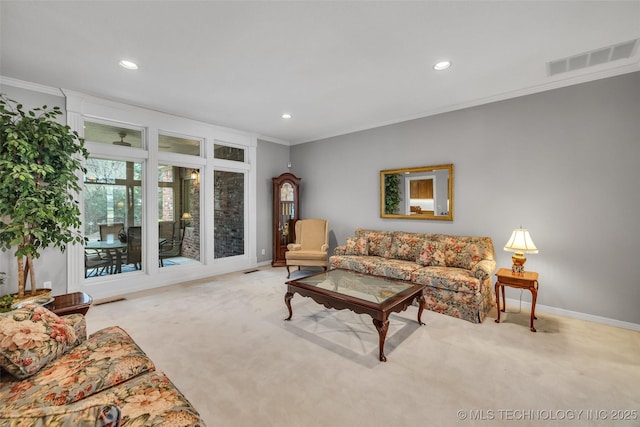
[256, 260, 273, 267]
[505, 297, 640, 332]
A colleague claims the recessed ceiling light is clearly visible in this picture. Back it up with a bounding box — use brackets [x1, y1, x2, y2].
[119, 60, 139, 70]
[282, 113, 292, 119]
[433, 61, 452, 71]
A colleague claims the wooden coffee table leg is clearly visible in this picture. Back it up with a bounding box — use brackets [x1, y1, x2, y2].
[284, 292, 294, 321]
[417, 294, 426, 325]
[372, 318, 389, 362]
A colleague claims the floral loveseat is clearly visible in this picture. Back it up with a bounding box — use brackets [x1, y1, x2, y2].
[0, 304, 205, 426]
[330, 228, 496, 323]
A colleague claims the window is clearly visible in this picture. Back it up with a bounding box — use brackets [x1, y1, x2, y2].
[67, 91, 256, 296]
[158, 165, 201, 267]
[84, 121, 143, 149]
[84, 158, 144, 275]
[214, 170, 244, 259]
[159, 134, 201, 156]
[214, 144, 244, 162]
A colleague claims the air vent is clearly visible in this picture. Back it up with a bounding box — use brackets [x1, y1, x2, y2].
[548, 39, 638, 76]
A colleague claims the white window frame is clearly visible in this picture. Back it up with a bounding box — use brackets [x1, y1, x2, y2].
[65, 91, 257, 300]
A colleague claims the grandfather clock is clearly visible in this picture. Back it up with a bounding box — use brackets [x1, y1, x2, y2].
[272, 173, 301, 267]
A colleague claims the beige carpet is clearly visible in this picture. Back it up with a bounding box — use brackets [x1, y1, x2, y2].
[86, 267, 640, 427]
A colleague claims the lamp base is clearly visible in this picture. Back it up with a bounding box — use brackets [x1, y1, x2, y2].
[511, 252, 527, 274]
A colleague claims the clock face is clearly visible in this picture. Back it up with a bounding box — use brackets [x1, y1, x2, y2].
[280, 182, 294, 201]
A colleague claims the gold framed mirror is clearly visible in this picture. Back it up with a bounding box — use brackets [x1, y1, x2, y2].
[380, 164, 454, 220]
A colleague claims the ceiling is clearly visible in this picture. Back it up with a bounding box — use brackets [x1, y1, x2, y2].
[1, 1, 639, 145]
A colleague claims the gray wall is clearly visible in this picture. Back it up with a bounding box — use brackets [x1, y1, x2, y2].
[0, 83, 69, 297]
[290, 71, 640, 325]
[256, 139, 290, 264]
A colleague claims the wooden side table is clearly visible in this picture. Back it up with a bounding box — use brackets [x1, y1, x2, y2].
[46, 292, 93, 316]
[494, 268, 539, 332]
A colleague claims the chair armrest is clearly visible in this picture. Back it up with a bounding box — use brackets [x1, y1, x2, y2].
[287, 243, 302, 251]
[333, 245, 347, 256]
[471, 259, 496, 281]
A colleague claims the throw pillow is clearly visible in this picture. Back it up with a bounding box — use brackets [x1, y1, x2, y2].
[0, 304, 83, 379]
[444, 241, 482, 270]
[416, 241, 446, 266]
[363, 231, 393, 258]
[390, 232, 425, 261]
[345, 237, 368, 256]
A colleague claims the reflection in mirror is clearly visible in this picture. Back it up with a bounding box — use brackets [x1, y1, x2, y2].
[380, 164, 454, 220]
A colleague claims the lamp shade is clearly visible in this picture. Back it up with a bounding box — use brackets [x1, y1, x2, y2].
[181, 212, 192, 220]
[504, 228, 538, 254]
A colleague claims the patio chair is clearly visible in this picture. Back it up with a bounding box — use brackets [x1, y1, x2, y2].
[85, 249, 111, 277]
[99, 222, 127, 271]
[158, 221, 183, 266]
[126, 226, 142, 270]
[99, 223, 125, 241]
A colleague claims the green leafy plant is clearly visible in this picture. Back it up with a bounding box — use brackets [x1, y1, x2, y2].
[0, 294, 14, 313]
[384, 173, 401, 214]
[0, 95, 88, 298]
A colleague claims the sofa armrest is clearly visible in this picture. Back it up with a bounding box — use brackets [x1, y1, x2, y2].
[333, 245, 347, 256]
[471, 259, 496, 281]
[287, 243, 302, 251]
[321, 244, 329, 252]
[0, 401, 121, 427]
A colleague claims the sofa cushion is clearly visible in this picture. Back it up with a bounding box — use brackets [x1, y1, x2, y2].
[285, 250, 328, 261]
[345, 236, 368, 256]
[367, 258, 422, 281]
[412, 266, 483, 294]
[416, 241, 446, 266]
[390, 232, 425, 261]
[0, 326, 156, 409]
[0, 304, 84, 379]
[330, 255, 420, 281]
[355, 229, 393, 258]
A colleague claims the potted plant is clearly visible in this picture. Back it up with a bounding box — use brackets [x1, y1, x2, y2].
[0, 95, 88, 300]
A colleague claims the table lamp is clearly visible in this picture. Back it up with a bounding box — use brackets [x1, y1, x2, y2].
[504, 227, 538, 274]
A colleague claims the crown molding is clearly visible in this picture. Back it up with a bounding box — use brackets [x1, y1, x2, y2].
[257, 134, 291, 146]
[0, 76, 63, 97]
[292, 62, 640, 145]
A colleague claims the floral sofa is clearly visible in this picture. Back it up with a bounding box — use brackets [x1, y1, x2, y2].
[0, 304, 205, 426]
[330, 228, 496, 323]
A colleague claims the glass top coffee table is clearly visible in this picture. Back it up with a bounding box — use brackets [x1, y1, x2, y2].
[285, 268, 426, 362]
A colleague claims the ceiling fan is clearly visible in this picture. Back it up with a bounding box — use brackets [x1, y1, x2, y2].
[112, 131, 131, 147]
